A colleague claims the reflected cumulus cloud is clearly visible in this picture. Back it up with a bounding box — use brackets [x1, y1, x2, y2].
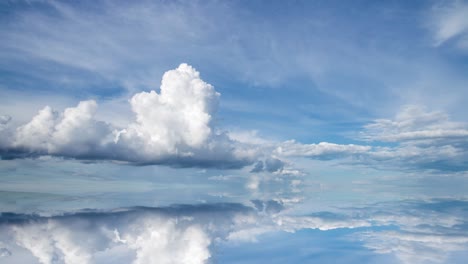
[0, 199, 467, 264]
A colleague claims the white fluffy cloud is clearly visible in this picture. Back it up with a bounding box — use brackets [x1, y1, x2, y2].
[14, 101, 112, 157]
[0, 203, 264, 264]
[1, 200, 467, 264]
[15, 106, 58, 151]
[124, 219, 210, 264]
[2, 68, 467, 173]
[7, 213, 213, 264]
[2, 64, 255, 168]
[116, 63, 219, 155]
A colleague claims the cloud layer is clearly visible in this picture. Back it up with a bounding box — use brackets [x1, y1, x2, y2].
[1, 64, 467, 173]
[270, 105, 468, 173]
[1, 64, 256, 168]
[358, 105, 468, 172]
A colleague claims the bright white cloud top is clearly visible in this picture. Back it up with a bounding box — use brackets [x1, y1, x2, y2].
[1, 63, 468, 174]
[122, 63, 219, 151]
[2, 64, 258, 168]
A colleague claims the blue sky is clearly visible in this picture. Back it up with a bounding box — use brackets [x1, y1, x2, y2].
[0, 0, 468, 263]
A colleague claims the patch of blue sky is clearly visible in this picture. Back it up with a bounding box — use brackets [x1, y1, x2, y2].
[0, 67, 127, 100]
[1, 0, 467, 121]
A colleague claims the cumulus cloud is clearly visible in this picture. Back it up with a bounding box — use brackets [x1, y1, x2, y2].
[14, 101, 112, 157]
[7, 215, 211, 264]
[116, 63, 220, 154]
[2, 69, 467, 173]
[119, 219, 211, 264]
[1, 64, 256, 168]
[1, 199, 467, 264]
[13, 222, 93, 264]
[0, 204, 257, 264]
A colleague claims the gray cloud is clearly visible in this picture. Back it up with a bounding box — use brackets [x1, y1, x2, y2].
[0, 247, 11, 258]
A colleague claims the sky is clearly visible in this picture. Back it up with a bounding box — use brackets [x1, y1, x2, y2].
[0, 0, 468, 263]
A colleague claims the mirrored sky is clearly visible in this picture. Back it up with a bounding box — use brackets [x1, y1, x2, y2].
[1, 1, 468, 263]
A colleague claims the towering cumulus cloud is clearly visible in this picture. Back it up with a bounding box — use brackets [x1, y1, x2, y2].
[116, 63, 220, 157]
[2, 64, 255, 168]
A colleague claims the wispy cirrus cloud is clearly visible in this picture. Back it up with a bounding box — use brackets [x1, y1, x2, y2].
[360, 105, 468, 142]
[357, 105, 468, 172]
[430, 0, 468, 50]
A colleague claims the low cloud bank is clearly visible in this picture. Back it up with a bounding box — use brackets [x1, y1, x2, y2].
[1, 65, 467, 173]
[0, 64, 256, 169]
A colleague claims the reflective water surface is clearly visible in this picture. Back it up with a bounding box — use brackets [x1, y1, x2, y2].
[1, 158, 467, 264]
